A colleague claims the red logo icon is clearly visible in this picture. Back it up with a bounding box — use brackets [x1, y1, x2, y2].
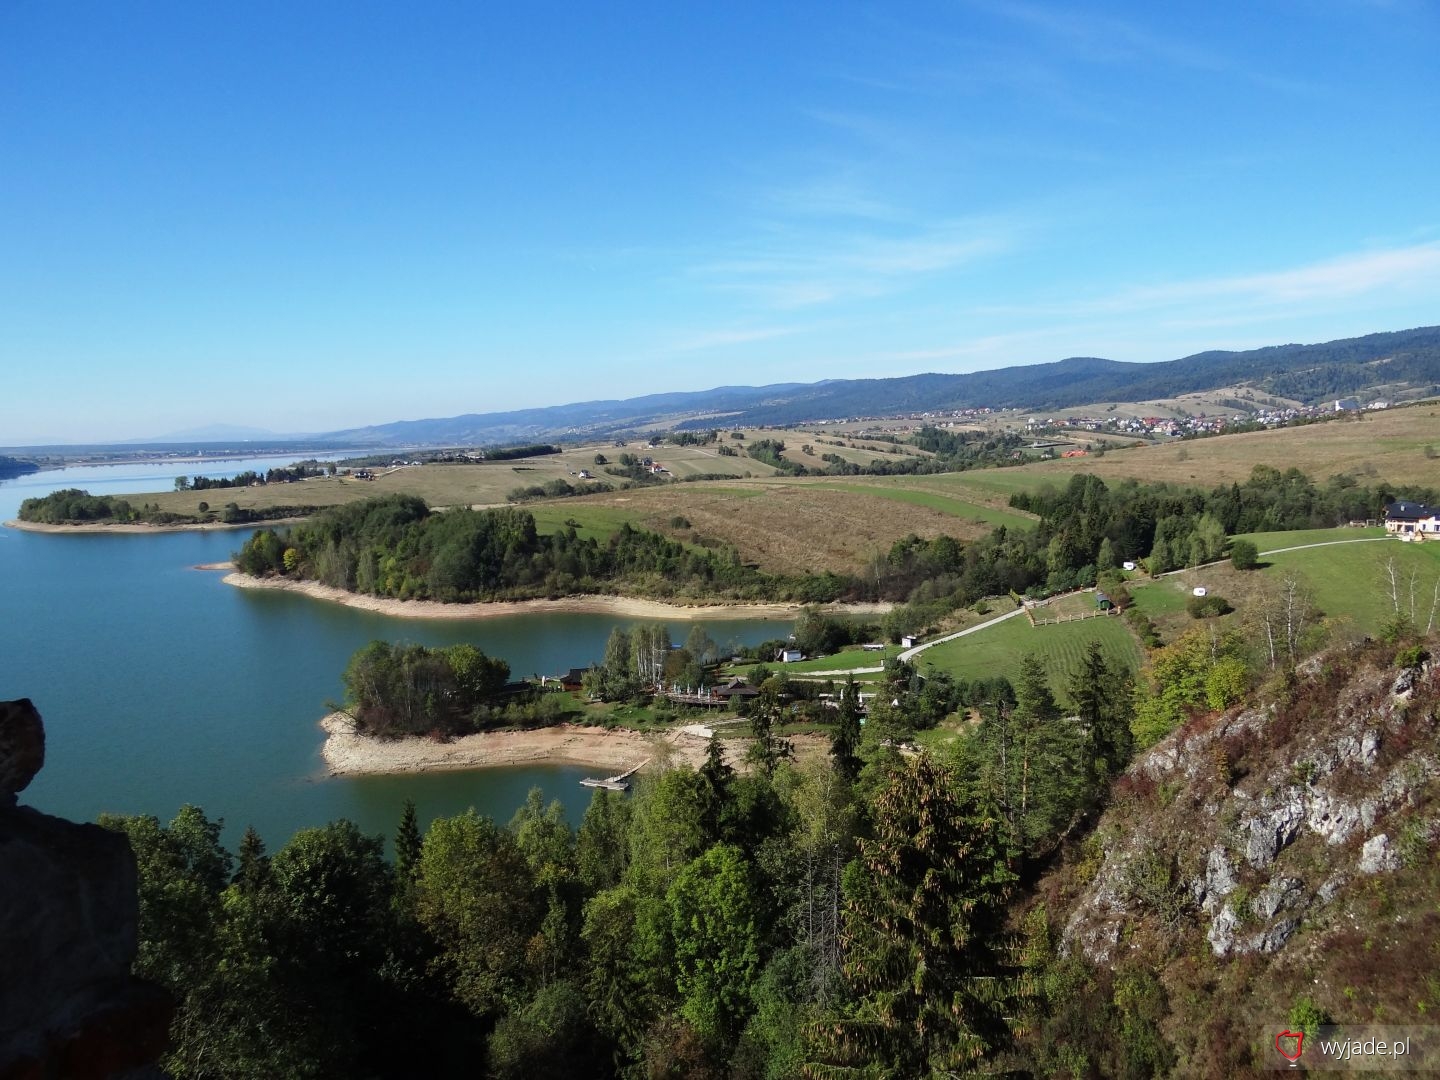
[1275, 1030, 1305, 1062]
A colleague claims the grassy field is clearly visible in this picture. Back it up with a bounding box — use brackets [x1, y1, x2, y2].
[1126, 577, 1191, 617]
[916, 612, 1142, 696]
[549, 482, 1001, 575]
[1237, 526, 1386, 551]
[1155, 535, 1440, 638]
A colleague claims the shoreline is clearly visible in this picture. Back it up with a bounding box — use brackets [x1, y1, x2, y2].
[223, 570, 893, 621]
[319, 712, 711, 777]
[5, 516, 309, 535]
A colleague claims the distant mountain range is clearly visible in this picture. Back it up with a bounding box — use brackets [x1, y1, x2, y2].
[318, 326, 1440, 446]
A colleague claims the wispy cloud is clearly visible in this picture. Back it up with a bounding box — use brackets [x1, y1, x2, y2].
[756, 175, 908, 223]
[688, 217, 1019, 309]
[973, 243, 1440, 322]
[967, 0, 1328, 98]
[1128, 242, 1440, 307]
[669, 325, 805, 352]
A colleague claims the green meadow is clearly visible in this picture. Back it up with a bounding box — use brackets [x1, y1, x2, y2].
[915, 612, 1141, 698]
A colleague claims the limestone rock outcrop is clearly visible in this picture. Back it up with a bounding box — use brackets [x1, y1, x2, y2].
[1062, 650, 1439, 964]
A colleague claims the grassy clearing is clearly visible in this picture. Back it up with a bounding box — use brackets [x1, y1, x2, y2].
[1237, 526, 1386, 551]
[1127, 578, 1191, 616]
[1261, 538, 1440, 637]
[1033, 591, 1111, 619]
[1156, 537, 1440, 638]
[916, 613, 1141, 698]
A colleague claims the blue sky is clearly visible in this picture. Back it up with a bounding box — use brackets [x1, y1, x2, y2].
[2, 1, 1438, 443]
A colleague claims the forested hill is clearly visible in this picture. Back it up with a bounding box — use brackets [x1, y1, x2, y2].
[321, 326, 1440, 445]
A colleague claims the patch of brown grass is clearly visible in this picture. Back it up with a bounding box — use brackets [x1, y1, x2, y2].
[569, 483, 992, 575]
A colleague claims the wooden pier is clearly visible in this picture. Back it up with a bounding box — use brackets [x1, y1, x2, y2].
[580, 757, 650, 792]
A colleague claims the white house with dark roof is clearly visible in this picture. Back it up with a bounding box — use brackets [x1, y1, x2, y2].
[1384, 501, 1440, 538]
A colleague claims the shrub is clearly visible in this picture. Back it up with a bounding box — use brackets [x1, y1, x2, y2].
[1229, 539, 1259, 570]
[1186, 593, 1233, 619]
[1395, 644, 1430, 669]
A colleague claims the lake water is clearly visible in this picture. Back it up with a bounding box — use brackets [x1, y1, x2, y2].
[0, 458, 790, 850]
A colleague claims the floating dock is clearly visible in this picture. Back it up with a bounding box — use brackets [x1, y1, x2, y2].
[579, 757, 650, 792]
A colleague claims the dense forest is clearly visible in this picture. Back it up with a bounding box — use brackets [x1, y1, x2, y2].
[97, 694, 1095, 1079]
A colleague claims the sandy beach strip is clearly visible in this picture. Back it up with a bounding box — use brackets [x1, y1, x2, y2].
[320, 712, 708, 777]
[223, 570, 892, 621]
[5, 517, 308, 535]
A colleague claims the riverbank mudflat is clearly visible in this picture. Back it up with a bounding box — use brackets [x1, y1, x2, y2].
[319, 712, 708, 777]
[223, 570, 893, 621]
[5, 517, 307, 535]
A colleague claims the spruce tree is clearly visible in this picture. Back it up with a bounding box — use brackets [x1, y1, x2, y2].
[395, 798, 422, 885]
[1067, 640, 1135, 785]
[233, 824, 271, 894]
[803, 756, 1025, 1078]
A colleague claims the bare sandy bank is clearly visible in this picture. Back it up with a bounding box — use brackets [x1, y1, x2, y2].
[319, 713, 831, 778]
[223, 571, 893, 621]
[5, 517, 308, 535]
[319, 712, 710, 777]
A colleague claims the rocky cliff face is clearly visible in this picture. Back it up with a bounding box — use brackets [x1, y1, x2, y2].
[1064, 655, 1439, 964]
[1031, 643, 1440, 1074]
[0, 699, 170, 1080]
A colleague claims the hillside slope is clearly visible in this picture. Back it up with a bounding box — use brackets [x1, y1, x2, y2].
[322, 326, 1440, 445]
[1024, 641, 1439, 1076]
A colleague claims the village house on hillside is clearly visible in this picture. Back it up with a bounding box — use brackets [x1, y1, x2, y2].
[1384, 500, 1440, 538]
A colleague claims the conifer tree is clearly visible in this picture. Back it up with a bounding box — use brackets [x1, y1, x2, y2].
[1067, 641, 1135, 785]
[233, 824, 271, 894]
[395, 798, 422, 886]
[803, 755, 1025, 1078]
[830, 677, 863, 782]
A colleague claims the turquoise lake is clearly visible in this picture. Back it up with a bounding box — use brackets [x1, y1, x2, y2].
[0, 458, 791, 849]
